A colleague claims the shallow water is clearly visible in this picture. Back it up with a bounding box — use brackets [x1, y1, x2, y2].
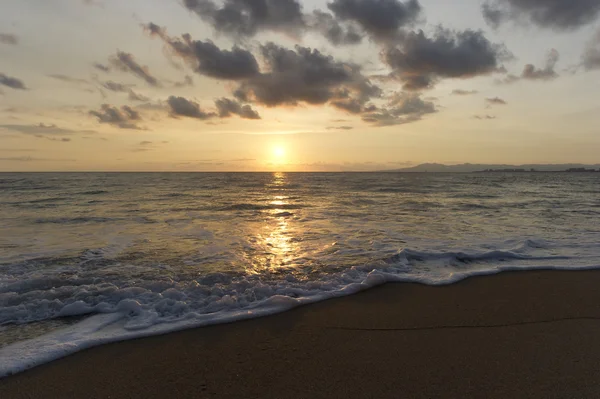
[1, 172, 599, 375]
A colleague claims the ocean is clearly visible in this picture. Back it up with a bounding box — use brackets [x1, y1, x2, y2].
[1, 172, 600, 376]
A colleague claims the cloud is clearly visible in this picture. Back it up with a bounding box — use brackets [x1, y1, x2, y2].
[0, 33, 18, 45]
[109, 51, 160, 86]
[326, 126, 354, 130]
[100, 80, 149, 102]
[89, 104, 144, 129]
[451, 89, 478, 95]
[167, 96, 216, 120]
[382, 28, 510, 91]
[521, 48, 559, 80]
[93, 63, 111, 73]
[173, 75, 194, 88]
[0, 156, 76, 162]
[0, 123, 92, 141]
[0, 73, 27, 90]
[500, 49, 560, 83]
[361, 92, 436, 126]
[234, 43, 381, 112]
[473, 114, 496, 119]
[486, 97, 507, 105]
[47, 74, 89, 84]
[482, 0, 600, 31]
[308, 11, 363, 45]
[100, 80, 130, 92]
[327, 0, 422, 41]
[215, 98, 261, 119]
[582, 29, 600, 70]
[145, 25, 260, 80]
[182, 0, 305, 38]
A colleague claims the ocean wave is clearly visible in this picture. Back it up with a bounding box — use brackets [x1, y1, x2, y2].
[1, 241, 596, 377]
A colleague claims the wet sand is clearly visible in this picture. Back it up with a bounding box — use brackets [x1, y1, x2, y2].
[2, 270, 600, 398]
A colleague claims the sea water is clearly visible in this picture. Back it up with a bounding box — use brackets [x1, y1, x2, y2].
[1, 172, 599, 375]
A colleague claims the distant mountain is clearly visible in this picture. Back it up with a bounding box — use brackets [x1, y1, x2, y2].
[385, 163, 600, 173]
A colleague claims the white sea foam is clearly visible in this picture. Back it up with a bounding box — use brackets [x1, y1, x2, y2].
[2, 247, 599, 378]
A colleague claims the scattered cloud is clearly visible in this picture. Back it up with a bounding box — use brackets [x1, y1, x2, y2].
[327, 0, 422, 41]
[182, 0, 305, 38]
[485, 97, 507, 105]
[0, 156, 76, 162]
[109, 51, 160, 86]
[167, 96, 216, 120]
[451, 89, 478, 96]
[382, 28, 511, 91]
[93, 63, 111, 73]
[215, 98, 261, 119]
[499, 49, 560, 83]
[0, 123, 95, 137]
[473, 114, 496, 120]
[362, 92, 436, 126]
[308, 10, 363, 45]
[0, 73, 27, 90]
[326, 126, 354, 130]
[146, 25, 259, 80]
[47, 74, 89, 84]
[482, 0, 600, 31]
[582, 29, 600, 70]
[89, 104, 144, 129]
[235, 43, 381, 112]
[0, 33, 18, 45]
[100, 80, 149, 102]
[173, 75, 194, 88]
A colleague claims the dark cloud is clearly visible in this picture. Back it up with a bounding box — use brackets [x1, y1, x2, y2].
[486, 97, 507, 105]
[0, 33, 18, 45]
[47, 74, 89, 84]
[215, 98, 261, 119]
[308, 10, 363, 45]
[146, 25, 260, 80]
[382, 28, 510, 91]
[326, 126, 354, 130]
[110, 51, 160, 86]
[327, 0, 422, 41]
[582, 29, 600, 70]
[361, 93, 436, 126]
[89, 104, 143, 129]
[167, 96, 216, 120]
[473, 114, 497, 120]
[0, 73, 27, 90]
[482, 0, 600, 31]
[235, 43, 381, 112]
[93, 63, 111, 73]
[182, 0, 305, 38]
[451, 89, 478, 95]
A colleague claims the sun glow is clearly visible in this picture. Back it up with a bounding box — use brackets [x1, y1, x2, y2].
[273, 146, 286, 159]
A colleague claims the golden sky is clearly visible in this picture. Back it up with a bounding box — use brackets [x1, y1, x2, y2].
[1, 0, 600, 171]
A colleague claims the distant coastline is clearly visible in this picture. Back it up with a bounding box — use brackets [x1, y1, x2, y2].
[385, 163, 600, 173]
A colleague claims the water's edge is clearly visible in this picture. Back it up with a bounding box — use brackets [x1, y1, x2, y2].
[2, 265, 598, 379]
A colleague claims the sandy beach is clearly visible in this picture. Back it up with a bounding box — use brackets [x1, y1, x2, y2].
[1, 270, 600, 398]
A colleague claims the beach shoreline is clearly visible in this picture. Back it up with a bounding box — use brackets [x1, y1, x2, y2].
[2, 269, 600, 398]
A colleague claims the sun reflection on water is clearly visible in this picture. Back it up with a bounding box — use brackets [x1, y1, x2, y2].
[246, 172, 300, 274]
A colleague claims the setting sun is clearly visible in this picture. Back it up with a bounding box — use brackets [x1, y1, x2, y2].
[273, 146, 286, 159]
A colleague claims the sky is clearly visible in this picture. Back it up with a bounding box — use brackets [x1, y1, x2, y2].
[1, 0, 600, 171]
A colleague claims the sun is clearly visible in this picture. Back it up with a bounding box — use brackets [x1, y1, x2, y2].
[273, 146, 286, 159]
